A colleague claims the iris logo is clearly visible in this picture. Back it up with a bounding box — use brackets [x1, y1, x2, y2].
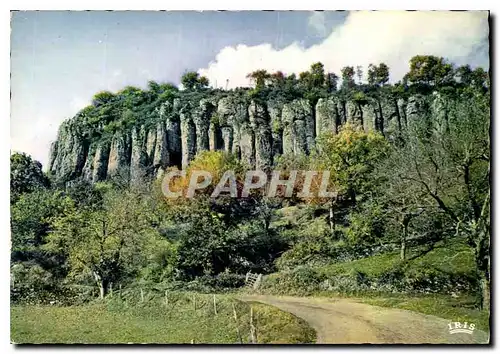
[448, 322, 476, 335]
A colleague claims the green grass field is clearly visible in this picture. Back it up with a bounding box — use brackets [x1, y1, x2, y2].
[11, 293, 315, 344]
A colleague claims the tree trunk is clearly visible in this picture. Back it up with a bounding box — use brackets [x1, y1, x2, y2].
[329, 199, 335, 234]
[94, 271, 108, 300]
[99, 279, 108, 299]
[400, 238, 406, 261]
[400, 215, 410, 261]
[264, 216, 270, 232]
[347, 188, 356, 206]
[480, 276, 490, 310]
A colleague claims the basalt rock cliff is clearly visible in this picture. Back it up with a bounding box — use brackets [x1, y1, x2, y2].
[48, 89, 442, 184]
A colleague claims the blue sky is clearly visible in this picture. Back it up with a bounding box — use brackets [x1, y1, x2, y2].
[10, 11, 489, 167]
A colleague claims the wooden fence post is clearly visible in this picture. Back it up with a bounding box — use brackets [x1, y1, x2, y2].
[213, 294, 217, 315]
[193, 293, 196, 310]
[232, 303, 242, 344]
[165, 290, 169, 306]
[249, 306, 257, 344]
[140, 288, 144, 303]
[253, 274, 262, 290]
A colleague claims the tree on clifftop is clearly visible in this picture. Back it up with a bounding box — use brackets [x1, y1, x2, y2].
[181, 71, 210, 90]
[407, 55, 454, 87]
[367, 63, 390, 87]
[246, 70, 271, 90]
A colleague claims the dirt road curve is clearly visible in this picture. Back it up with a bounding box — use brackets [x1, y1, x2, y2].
[239, 295, 489, 344]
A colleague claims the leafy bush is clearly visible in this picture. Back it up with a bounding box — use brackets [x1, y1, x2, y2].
[10, 262, 95, 305]
[321, 269, 371, 293]
[184, 273, 246, 292]
[260, 266, 326, 295]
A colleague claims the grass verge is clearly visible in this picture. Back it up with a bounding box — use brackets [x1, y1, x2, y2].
[11, 292, 315, 344]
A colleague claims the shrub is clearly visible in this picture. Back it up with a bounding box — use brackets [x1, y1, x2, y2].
[321, 269, 370, 293]
[260, 266, 325, 295]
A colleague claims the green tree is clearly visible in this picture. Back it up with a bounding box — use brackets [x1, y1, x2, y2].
[172, 198, 285, 278]
[181, 71, 200, 90]
[11, 189, 73, 253]
[269, 71, 286, 89]
[147, 80, 161, 94]
[470, 67, 489, 91]
[310, 62, 326, 87]
[312, 125, 389, 232]
[181, 71, 209, 90]
[91, 91, 115, 107]
[367, 63, 390, 87]
[355, 65, 363, 84]
[407, 55, 454, 86]
[456, 64, 473, 86]
[340, 66, 356, 91]
[325, 72, 338, 92]
[47, 190, 160, 298]
[246, 70, 271, 90]
[198, 75, 210, 88]
[298, 71, 312, 89]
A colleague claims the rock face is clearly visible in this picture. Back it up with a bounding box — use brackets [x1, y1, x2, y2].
[92, 141, 111, 183]
[316, 97, 339, 136]
[153, 122, 169, 178]
[130, 125, 149, 182]
[48, 90, 446, 185]
[249, 100, 272, 172]
[48, 121, 88, 182]
[282, 99, 314, 155]
[180, 105, 197, 169]
[108, 133, 131, 179]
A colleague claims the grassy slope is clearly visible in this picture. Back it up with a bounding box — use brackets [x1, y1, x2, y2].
[317, 239, 475, 278]
[318, 239, 489, 330]
[11, 294, 315, 344]
[259, 234, 489, 331]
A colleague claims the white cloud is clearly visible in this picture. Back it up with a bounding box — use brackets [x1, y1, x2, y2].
[308, 11, 327, 37]
[199, 11, 489, 89]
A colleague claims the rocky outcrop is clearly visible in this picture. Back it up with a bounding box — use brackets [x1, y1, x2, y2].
[282, 99, 314, 155]
[48, 90, 446, 185]
[92, 140, 111, 183]
[130, 125, 149, 182]
[108, 133, 131, 179]
[180, 105, 197, 169]
[269, 102, 283, 156]
[193, 99, 215, 153]
[406, 94, 428, 122]
[316, 97, 338, 136]
[249, 100, 272, 171]
[48, 121, 88, 182]
[153, 122, 169, 177]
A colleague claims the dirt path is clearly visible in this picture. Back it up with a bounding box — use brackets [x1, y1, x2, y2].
[239, 295, 489, 344]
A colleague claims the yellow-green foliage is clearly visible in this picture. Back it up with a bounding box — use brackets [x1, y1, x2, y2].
[313, 125, 389, 196]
